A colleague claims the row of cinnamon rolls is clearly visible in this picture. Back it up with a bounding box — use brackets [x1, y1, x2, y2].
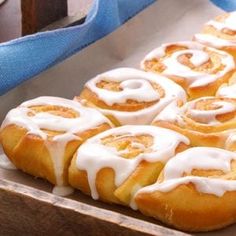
[1, 11, 236, 233]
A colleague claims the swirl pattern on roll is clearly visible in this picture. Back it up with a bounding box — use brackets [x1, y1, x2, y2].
[195, 12, 236, 51]
[152, 96, 236, 149]
[141, 41, 235, 99]
[137, 147, 236, 196]
[0, 96, 112, 194]
[135, 147, 236, 231]
[69, 125, 189, 208]
[77, 68, 186, 125]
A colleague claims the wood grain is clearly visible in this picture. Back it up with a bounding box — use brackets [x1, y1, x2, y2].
[21, 0, 68, 35]
[0, 178, 188, 236]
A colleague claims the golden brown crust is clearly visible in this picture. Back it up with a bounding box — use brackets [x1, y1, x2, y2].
[0, 123, 111, 186]
[153, 120, 227, 148]
[135, 147, 236, 232]
[0, 99, 112, 186]
[135, 185, 236, 232]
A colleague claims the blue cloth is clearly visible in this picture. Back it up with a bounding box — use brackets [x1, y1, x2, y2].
[0, 0, 155, 95]
[210, 0, 236, 11]
[0, 0, 236, 96]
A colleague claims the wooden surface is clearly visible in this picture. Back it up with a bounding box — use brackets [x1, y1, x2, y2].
[0, 0, 93, 42]
[21, 0, 68, 35]
[0, 170, 188, 236]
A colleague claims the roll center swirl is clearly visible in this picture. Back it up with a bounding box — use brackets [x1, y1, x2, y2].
[101, 134, 153, 159]
[186, 99, 236, 124]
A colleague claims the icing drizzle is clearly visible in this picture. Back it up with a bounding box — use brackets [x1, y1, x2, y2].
[75, 125, 189, 201]
[141, 41, 235, 88]
[207, 12, 236, 32]
[1, 96, 111, 193]
[154, 97, 236, 125]
[217, 83, 236, 98]
[195, 34, 236, 48]
[194, 12, 236, 48]
[85, 68, 186, 125]
[137, 147, 236, 197]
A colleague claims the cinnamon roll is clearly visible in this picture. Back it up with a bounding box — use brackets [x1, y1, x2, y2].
[135, 147, 236, 232]
[194, 11, 236, 59]
[152, 96, 236, 150]
[75, 68, 186, 126]
[68, 125, 189, 207]
[141, 41, 235, 100]
[0, 96, 112, 196]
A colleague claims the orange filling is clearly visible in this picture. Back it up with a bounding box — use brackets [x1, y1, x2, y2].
[81, 80, 164, 111]
[101, 134, 154, 159]
[27, 105, 79, 137]
[144, 45, 224, 76]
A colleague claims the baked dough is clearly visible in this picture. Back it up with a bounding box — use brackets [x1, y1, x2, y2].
[69, 125, 189, 207]
[195, 11, 236, 60]
[152, 96, 236, 151]
[0, 96, 112, 195]
[76, 68, 186, 126]
[135, 147, 236, 232]
[141, 41, 235, 100]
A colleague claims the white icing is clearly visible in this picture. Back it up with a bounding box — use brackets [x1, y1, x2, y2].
[1, 96, 111, 189]
[217, 83, 236, 98]
[45, 141, 68, 186]
[85, 68, 186, 125]
[154, 97, 236, 125]
[153, 100, 183, 125]
[141, 41, 235, 88]
[52, 186, 74, 196]
[187, 100, 236, 125]
[225, 133, 236, 150]
[165, 49, 210, 69]
[137, 147, 236, 197]
[207, 12, 236, 31]
[75, 125, 189, 201]
[163, 147, 235, 179]
[0, 154, 16, 170]
[194, 12, 236, 48]
[195, 33, 236, 48]
[88, 78, 160, 106]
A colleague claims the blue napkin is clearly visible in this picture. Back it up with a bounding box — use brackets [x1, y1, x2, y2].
[211, 0, 236, 11]
[0, 0, 155, 95]
[0, 0, 236, 96]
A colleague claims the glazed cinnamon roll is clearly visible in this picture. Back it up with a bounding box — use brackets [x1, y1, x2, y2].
[194, 11, 236, 59]
[141, 41, 235, 100]
[135, 147, 236, 232]
[152, 97, 236, 150]
[75, 68, 186, 126]
[0, 97, 112, 195]
[68, 125, 189, 207]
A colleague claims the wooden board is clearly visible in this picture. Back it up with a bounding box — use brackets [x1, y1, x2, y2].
[21, 0, 68, 35]
[0, 165, 188, 236]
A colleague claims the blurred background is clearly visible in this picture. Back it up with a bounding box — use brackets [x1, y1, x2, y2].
[0, 0, 93, 43]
